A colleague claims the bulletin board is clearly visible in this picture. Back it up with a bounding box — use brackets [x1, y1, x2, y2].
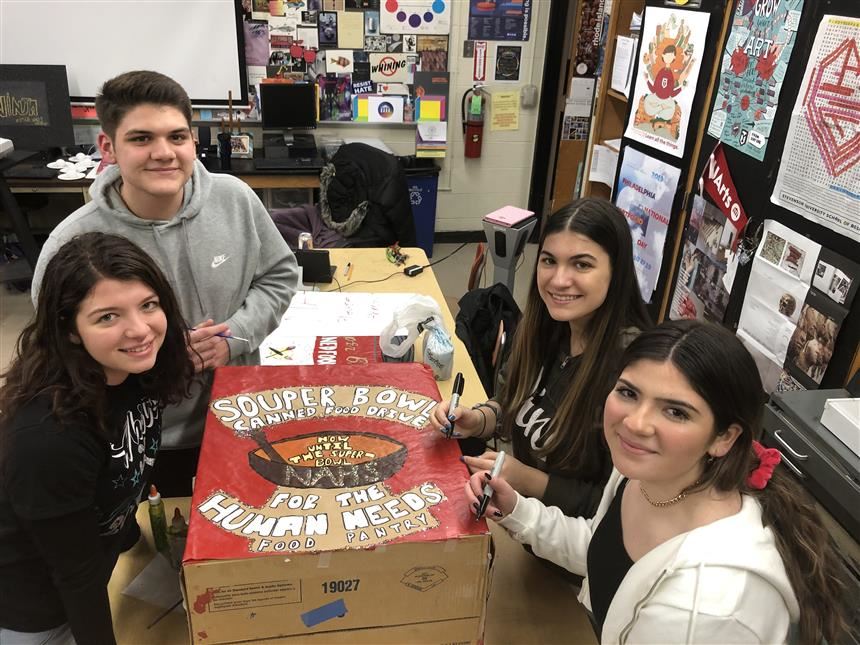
[664, 0, 860, 389]
[242, 0, 450, 128]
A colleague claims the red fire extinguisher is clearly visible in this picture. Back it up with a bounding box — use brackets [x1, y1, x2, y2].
[462, 85, 486, 158]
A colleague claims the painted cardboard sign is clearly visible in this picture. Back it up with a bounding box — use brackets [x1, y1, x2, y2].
[187, 364, 484, 560]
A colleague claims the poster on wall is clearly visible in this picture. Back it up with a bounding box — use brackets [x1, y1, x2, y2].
[707, 0, 804, 161]
[624, 7, 711, 158]
[468, 0, 532, 41]
[736, 220, 859, 393]
[669, 195, 735, 322]
[380, 0, 451, 35]
[494, 45, 521, 81]
[614, 146, 681, 303]
[771, 15, 860, 243]
[573, 0, 607, 77]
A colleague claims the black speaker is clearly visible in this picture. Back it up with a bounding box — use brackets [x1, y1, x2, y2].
[197, 126, 211, 154]
[494, 230, 507, 257]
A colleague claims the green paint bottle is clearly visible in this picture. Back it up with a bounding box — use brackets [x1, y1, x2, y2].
[147, 484, 170, 554]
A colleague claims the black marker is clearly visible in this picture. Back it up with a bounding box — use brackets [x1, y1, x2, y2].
[476, 451, 506, 520]
[447, 372, 464, 438]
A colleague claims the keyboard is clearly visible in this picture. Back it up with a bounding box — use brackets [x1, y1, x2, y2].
[254, 157, 326, 170]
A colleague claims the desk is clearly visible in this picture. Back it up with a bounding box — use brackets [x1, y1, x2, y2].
[1, 156, 321, 244]
[3, 157, 321, 194]
[107, 250, 597, 644]
[320, 248, 487, 406]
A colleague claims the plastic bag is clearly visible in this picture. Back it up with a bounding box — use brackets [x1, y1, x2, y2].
[378, 296, 454, 379]
[420, 317, 454, 381]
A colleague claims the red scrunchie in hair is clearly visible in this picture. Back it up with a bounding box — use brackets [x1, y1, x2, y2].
[747, 440, 781, 490]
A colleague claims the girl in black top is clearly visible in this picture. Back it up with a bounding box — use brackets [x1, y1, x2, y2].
[433, 199, 650, 519]
[0, 233, 193, 644]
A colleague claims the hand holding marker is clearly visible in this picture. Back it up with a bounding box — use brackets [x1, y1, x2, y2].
[446, 372, 464, 438]
[475, 451, 506, 520]
[188, 327, 249, 343]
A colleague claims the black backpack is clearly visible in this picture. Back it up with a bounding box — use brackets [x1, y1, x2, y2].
[455, 283, 521, 398]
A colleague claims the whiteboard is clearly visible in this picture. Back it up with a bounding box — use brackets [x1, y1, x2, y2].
[0, 0, 246, 106]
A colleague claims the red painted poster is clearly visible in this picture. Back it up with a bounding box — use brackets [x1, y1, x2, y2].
[187, 363, 483, 560]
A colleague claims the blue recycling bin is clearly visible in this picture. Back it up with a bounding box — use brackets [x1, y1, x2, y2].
[401, 159, 440, 258]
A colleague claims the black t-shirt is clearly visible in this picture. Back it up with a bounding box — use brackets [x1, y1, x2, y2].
[0, 375, 162, 637]
[587, 478, 633, 632]
[510, 352, 611, 517]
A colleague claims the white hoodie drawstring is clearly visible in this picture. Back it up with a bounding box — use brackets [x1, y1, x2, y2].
[686, 561, 705, 643]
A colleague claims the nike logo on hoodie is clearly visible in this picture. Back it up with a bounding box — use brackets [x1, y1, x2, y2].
[211, 254, 230, 268]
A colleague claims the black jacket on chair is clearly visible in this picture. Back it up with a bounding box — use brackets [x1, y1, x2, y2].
[319, 142, 417, 248]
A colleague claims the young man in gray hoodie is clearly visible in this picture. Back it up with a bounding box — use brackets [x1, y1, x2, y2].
[32, 71, 298, 495]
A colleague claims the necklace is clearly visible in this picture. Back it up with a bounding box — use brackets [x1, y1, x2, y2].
[639, 481, 698, 508]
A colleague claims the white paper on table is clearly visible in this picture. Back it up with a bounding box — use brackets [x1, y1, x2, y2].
[266, 291, 424, 338]
[588, 145, 619, 186]
[611, 36, 636, 96]
[122, 554, 183, 612]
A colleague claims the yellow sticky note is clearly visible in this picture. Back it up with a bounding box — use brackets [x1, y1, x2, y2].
[419, 99, 442, 122]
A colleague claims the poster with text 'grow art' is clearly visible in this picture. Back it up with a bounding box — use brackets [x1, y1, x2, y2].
[707, 0, 804, 161]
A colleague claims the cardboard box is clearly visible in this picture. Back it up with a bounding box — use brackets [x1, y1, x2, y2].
[183, 364, 492, 644]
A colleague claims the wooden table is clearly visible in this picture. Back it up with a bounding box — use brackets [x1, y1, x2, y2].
[108, 248, 597, 644]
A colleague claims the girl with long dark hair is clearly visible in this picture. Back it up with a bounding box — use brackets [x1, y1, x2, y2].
[468, 320, 847, 642]
[0, 233, 194, 644]
[433, 198, 651, 518]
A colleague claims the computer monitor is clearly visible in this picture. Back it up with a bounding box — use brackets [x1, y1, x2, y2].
[0, 64, 75, 152]
[260, 82, 317, 131]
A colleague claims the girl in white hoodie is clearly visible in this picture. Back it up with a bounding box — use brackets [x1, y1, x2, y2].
[467, 320, 847, 643]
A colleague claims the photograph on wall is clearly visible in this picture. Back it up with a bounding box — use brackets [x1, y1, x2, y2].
[783, 291, 846, 387]
[325, 49, 354, 73]
[417, 35, 448, 71]
[812, 247, 860, 308]
[707, 0, 804, 161]
[613, 146, 681, 303]
[669, 195, 734, 322]
[365, 10, 380, 34]
[317, 11, 338, 46]
[318, 73, 353, 120]
[624, 6, 711, 158]
[468, 0, 532, 41]
[380, 0, 451, 35]
[771, 15, 860, 243]
[244, 20, 271, 67]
